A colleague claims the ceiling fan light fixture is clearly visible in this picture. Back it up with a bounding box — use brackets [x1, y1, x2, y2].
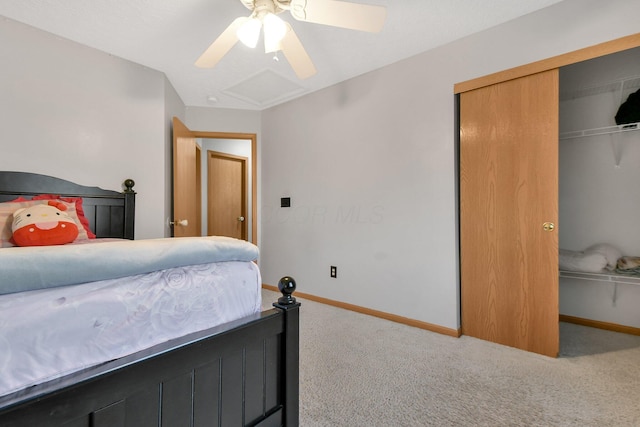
[197, 0, 386, 80]
[263, 12, 287, 53]
[237, 17, 262, 48]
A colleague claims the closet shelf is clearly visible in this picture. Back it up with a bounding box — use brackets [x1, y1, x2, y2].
[559, 121, 640, 140]
[560, 74, 640, 101]
[560, 270, 640, 286]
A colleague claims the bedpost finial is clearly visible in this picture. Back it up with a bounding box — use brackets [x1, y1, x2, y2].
[123, 179, 135, 193]
[277, 276, 297, 306]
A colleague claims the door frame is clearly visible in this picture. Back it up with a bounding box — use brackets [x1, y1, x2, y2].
[191, 131, 257, 246]
[196, 145, 202, 236]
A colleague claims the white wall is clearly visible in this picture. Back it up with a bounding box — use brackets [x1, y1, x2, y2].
[0, 18, 167, 239]
[259, 0, 640, 331]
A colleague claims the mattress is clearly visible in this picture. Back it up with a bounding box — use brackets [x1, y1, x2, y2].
[0, 260, 261, 397]
[0, 235, 260, 294]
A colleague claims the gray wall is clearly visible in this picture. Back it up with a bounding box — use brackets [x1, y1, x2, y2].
[0, 18, 165, 239]
[259, 0, 640, 330]
[185, 107, 260, 134]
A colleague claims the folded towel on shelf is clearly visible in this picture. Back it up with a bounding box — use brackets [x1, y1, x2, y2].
[559, 249, 608, 273]
[584, 243, 622, 270]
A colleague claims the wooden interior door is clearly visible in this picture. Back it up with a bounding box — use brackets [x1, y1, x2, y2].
[459, 70, 560, 357]
[207, 150, 247, 240]
[172, 117, 200, 237]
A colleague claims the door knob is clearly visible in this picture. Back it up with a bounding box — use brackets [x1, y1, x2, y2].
[542, 222, 555, 232]
[237, 216, 245, 222]
[170, 219, 189, 226]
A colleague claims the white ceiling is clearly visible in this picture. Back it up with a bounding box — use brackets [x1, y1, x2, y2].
[0, 0, 564, 110]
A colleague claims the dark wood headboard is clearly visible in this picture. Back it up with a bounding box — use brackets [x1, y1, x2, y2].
[0, 171, 136, 239]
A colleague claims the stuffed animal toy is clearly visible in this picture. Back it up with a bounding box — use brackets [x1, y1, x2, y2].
[617, 256, 640, 271]
[11, 201, 79, 246]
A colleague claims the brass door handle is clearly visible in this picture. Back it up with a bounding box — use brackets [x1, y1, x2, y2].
[238, 216, 245, 222]
[543, 222, 555, 232]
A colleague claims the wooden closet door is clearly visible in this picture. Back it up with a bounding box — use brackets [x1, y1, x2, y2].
[460, 69, 559, 357]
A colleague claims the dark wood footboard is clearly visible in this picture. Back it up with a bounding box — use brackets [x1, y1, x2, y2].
[0, 279, 300, 427]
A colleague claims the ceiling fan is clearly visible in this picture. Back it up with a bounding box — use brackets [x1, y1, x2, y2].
[195, 0, 386, 79]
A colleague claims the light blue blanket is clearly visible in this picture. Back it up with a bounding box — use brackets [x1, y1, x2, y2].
[0, 236, 259, 295]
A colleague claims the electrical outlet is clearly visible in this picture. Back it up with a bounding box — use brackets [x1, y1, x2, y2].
[330, 266, 337, 278]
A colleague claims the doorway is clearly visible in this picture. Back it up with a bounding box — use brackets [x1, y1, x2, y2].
[207, 150, 248, 240]
[172, 117, 257, 245]
[198, 137, 253, 242]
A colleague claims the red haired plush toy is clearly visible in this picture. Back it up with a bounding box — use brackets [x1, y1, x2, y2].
[11, 201, 79, 246]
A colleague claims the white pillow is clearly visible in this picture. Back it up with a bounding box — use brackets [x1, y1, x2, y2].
[559, 249, 608, 273]
[584, 243, 622, 270]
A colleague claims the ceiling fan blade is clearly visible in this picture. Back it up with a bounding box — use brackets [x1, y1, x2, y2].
[289, 0, 386, 33]
[195, 17, 247, 68]
[280, 24, 317, 79]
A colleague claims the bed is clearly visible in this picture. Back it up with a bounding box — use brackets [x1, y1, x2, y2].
[0, 171, 300, 427]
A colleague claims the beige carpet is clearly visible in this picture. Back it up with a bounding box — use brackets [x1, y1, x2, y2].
[263, 290, 640, 426]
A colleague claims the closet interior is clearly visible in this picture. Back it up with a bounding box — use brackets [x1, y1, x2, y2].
[559, 46, 640, 331]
